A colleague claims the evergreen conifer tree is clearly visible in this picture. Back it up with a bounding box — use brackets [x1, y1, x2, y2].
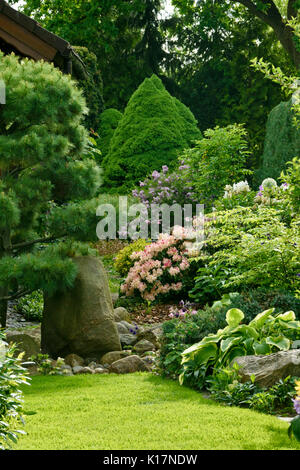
[97, 108, 123, 161]
[0, 53, 102, 327]
[102, 74, 201, 192]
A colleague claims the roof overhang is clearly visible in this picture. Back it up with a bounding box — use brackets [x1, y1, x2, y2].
[0, 0, 74, 62]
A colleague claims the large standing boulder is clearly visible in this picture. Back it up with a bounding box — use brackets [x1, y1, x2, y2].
[41, 256, 121, 359]
[232, 350, 300, 388]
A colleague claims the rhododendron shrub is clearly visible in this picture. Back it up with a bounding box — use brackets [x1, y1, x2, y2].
[121, 234, 191, 301]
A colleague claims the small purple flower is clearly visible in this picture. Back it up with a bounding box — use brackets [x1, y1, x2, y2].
[152, 170, 160, 180]
[293, 398, 300, 415]
[162, 165, 169, 174]
[139, 181, 146, 187]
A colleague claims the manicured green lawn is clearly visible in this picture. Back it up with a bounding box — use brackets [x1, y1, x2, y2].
[15, 373, 300, 450]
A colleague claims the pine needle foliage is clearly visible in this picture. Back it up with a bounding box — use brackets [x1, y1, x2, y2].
[102, 74, 201, 192]
[0, 53, 102, 326]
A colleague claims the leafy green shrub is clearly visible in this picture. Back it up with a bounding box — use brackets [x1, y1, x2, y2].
[114, 239, 149, 277]
[97, 108, 123, 160]
[189, 206, 299, 302]
[207, 365, 297, 415]
[30, 354, 66, 376]
[180, 308, 300, 390]
[0, 332, 30, 449]
[217, 289, 300, 323]
[102, 74, 201, 192]
[184, 124, 252, 209]
[280, 157, 300, 216]
[158, 307, 227, 380]
[257, 99, 300, 183]
[14, 290, 44, 322]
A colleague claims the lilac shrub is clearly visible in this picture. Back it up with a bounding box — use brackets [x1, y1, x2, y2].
[132, 162, 197, 207]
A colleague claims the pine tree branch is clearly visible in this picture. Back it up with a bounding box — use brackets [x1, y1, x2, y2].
[12, 234, 66, 251]
[0, 289, 33, 301]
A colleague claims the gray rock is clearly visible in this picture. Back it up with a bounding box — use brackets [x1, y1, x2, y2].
[116, 322, 130, 334]
[41, 256, 121, 358]
[73, 366, 94, 375]
[232, 350, 300, 388]
[100, 350, 131, 366]
[137, 325, 162, 349]
[133, 339, 156, 354]
[109, 355, 150, 374]
[60, 365, 73, 376]
[119, 333, 138, 346]
[87, 361, 98, 369]
[94, 368, 109, 374]
[119, 321, 139, 333]
[113, 307, 131, 322]
[64, 353, 85, 368]
[5, 331, 40, 360]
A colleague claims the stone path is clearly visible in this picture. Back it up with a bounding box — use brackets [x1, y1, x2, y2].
[6, 301, 40, 330]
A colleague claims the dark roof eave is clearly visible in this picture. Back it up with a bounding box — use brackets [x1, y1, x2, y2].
[0, 0, 74, 58]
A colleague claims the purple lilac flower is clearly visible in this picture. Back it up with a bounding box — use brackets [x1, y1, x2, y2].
[293, 398, 300, 415]
[152, 170, 160, 180]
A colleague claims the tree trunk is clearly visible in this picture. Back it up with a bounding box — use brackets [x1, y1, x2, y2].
[0, 289, 8, 328]
[236, 0, 300, 69]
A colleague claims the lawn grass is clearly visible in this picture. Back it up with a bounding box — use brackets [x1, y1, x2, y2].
[15, 373, 300, 450]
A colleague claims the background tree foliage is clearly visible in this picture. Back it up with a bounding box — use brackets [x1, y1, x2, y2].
[7, 0, 298, 171]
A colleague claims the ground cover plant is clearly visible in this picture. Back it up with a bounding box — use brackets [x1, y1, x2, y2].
[14, 374, 300, 450]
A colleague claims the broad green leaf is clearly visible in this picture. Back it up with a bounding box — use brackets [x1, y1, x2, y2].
[253, 341, 271, 355]
[229, 324, 259, 339]
[244, 337, 255, 353]
[278, 320, 300, 330]
[211, 300, 223, 311]
[226, 308, 244, 327]
[220, 336, 241, 353]
[181, 341, 203, 357]
[221, 346, 247, 366]
[266, 336, 290, 351]
[194, 343, 218, 365]
[289, 416, 300, 442]
[249, 308, 275, 328]
[277, 311, 296, 322]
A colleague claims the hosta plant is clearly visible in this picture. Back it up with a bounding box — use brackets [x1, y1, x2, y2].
[179, 308, 300, 389]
